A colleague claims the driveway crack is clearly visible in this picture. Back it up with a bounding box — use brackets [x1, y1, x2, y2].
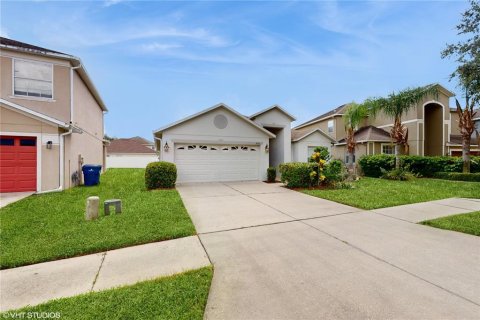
[90, 252, 107, 291]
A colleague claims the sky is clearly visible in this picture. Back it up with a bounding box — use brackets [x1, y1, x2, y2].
[0, 0, 470, 139]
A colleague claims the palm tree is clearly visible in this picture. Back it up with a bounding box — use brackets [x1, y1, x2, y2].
[455, 97, 479, 172]
[342, 102, 368, 171]
[365, 85, 438, 169]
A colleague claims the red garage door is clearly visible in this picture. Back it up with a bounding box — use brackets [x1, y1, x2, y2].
[0, 136, 37, 192]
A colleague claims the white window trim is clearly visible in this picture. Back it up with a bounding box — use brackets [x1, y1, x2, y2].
[381, 143, 394, 155]
[0, 131, 42, 192]
[12, 58, 54, 101]
[327, 120, 334, 134]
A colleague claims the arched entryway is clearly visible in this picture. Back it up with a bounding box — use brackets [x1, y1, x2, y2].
[424, 103, 444, 156]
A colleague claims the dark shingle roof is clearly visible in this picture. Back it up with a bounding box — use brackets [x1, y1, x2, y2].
[107, 138, 157, 154]
[294, 104, 349, 129]
[337, 126, 391, 144]
[449, 134, 479, 146]
[0, 37, 68, 55]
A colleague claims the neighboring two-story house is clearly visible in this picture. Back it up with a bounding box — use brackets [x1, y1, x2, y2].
[292, 84, 479, 162]
[0, 37, 107, 193]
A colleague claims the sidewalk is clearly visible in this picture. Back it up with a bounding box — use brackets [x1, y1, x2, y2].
[0, 236, 210, 311]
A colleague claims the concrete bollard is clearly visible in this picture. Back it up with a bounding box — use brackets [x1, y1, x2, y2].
[86, 196, 99, 220]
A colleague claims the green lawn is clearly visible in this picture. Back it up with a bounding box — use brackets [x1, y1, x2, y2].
[2, 267, 213, 320]
[302, 177, 480, 210]
[421, 211, 480, 236]
[0, 169, 196, 269]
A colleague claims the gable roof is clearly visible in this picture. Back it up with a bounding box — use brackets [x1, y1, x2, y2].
[291, 128, 335, 143]
[1, 98, 69, 129]
[153, 103, 276, 138]
[250, 104, 296, 121]
[336, 125, 391, 144]
[0, 37, 107, 112]
[107, 138, 158, 154]
[294, 104, 349, 130]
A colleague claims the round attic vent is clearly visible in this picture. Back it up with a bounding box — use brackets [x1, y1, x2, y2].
[214, 114, 228, 129]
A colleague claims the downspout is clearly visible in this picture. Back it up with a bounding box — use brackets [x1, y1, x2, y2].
[36, 61, 81, 195]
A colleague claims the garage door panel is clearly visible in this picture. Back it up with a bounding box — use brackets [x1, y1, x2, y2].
[0, 136, 37, 192]
[174, 143, 260, 182]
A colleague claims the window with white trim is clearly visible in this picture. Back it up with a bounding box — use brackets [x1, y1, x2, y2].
[14, 59, 53, 99]
[327, 120, 334, 134]
[381, 144, 394, 155]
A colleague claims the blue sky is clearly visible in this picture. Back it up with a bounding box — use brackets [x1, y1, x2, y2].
[1, 0, 469, 139]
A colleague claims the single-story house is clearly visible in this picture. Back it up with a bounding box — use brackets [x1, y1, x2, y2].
[106, 137, 158, 168]
[153, 103, 331, 182]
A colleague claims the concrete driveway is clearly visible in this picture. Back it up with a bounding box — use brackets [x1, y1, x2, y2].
[177, 182, 480, 319]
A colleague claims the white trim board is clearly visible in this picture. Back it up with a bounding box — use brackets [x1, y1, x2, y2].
[0, 98, 68, 128]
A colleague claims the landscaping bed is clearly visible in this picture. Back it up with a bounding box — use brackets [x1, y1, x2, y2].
[420, 211, 480, 236]
[302, 177, 480, 210]
[0, 169, 196, 269]
[1, 267, 213, 320]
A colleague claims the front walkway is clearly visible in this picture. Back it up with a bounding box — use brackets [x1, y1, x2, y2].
[0, 236, 210, 311]
[177, 182, 480, 319]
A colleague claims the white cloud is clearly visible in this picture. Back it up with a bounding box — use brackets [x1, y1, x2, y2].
[0, 26, 10, 38]
[141, 42, 183, 52]
[103, 0, 125, 7]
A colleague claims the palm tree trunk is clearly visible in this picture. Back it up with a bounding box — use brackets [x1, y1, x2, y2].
[347, 150, 354, 172]
[395, 144, 401, 169]
[462, 137, 471, 173]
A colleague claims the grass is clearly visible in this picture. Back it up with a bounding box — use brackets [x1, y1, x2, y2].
[1, 267, 213, 320]
[420, 211, 480, 236]
[302, 177, 480, 210]
[0, 169, 196, 269]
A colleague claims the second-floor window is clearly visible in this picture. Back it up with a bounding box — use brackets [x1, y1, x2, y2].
[327, 120, 334, 134]
[14, 59, 53, 99]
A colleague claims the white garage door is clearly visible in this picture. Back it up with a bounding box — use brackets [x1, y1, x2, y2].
[174, 143, 260, 182]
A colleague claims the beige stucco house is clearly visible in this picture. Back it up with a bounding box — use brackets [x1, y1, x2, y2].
[0, 37, 107, 193]
[153, 84, 477, 183]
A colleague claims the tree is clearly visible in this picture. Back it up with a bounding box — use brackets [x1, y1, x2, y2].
[342, 102, 368, 171]
[364, 85, 438, 169]
[441, 0, 480, 106]
[455, 98, 479, 172]
[442, 0, 480, 172]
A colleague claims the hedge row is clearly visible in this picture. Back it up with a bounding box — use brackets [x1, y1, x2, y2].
[279, 160, 344, 188]
[433, 172, 480, 182]
[358, 155, 480, 177]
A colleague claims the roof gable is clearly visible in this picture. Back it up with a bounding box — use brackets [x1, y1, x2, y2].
[336, 125, 391, 144]
[291, 128, 335, 142]
[294, 104, 349, 129]
[250, 105, 296, 121]
[153, 103, 276, 138]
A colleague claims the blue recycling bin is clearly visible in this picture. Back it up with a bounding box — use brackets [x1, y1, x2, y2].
[82, 164, 102, 186]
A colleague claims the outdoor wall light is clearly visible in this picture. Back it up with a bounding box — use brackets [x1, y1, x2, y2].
[265, 144, 269, 153]
[46, 141, 53, 149]
[164, 142, 170, 152]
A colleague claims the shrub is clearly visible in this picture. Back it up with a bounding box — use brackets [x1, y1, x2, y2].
[359, 155, 480, 177]
[308, 146, 330, 162]
[380, 167, 416, 181]
[267, 167, 277, 182]
[279, 162, 317, 188]
[145, 161, 177, 189]
[432, 172, 480, 182]
[323, 159, 346, 183]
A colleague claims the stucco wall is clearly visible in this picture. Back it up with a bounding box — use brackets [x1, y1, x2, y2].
[292, 131, 333, 162]
[106, 154, 159, 168]
[0, 51, 71, 123]
[251, 108, 293, 164]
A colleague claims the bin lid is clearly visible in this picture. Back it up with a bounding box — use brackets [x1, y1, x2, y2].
[82, 164, 102, 169]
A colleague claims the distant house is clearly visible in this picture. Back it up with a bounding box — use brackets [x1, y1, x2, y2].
[106, 137, 158, 168]
[0, 37, 107, 193]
